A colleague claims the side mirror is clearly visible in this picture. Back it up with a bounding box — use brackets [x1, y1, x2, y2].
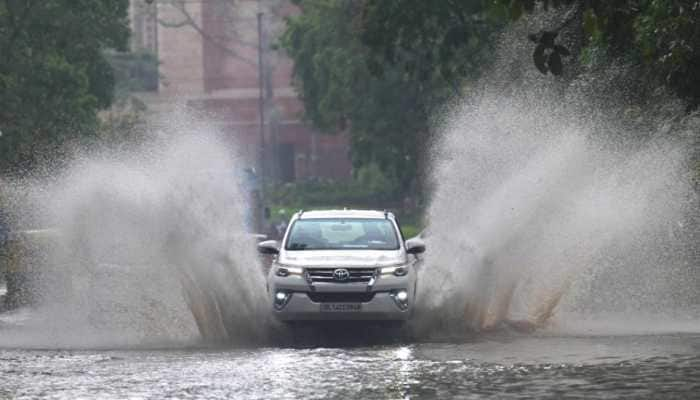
[257, 240, 280, 255]
[405, 238, 426, 254]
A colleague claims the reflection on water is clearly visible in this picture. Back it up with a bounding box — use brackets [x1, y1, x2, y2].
[1, 333, 699, 399]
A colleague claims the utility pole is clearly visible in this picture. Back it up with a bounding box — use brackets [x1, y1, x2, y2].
[255, 11, 268, 233]
[256, 12, 266, 196]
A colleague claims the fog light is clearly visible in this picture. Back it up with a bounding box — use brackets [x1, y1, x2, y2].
[273, 291, 292, 309]
[396, 290, 408, 302]
[391, 289, 409, 310]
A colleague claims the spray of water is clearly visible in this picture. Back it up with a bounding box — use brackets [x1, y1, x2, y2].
[2, 16, 697, 347]
[415, 45, 698, 337]
[0, 113, 267, 348]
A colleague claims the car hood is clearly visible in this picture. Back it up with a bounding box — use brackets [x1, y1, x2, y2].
[278, 249, 406, 267]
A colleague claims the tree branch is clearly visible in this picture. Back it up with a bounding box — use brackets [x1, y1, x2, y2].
[160, 0, 258, 67]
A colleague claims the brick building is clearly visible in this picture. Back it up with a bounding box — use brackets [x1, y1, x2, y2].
[130, 0, 352, 182]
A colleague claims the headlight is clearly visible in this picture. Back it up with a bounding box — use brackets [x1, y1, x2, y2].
[274, 264, 304, 277]
[380, 265, 409, 277]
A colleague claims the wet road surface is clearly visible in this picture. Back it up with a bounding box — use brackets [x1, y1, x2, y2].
[2, 332, 699, 399]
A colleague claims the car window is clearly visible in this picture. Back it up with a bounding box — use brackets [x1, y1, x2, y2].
[285, 218, 399, 250]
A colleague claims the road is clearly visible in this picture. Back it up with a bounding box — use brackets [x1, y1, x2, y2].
[1, 330, 699, 399]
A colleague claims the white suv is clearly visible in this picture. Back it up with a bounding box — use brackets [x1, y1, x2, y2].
[257, 209, 425, 322]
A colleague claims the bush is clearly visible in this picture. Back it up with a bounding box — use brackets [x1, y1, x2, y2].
[265, 163, 426, 233]
[267, 163, 400, 209]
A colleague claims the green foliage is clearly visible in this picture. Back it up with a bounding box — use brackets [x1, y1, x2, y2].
[359, 0, 503, 85]
[491, 0, 700, 106]
[0, 0, 130, 173]
[354, 162, 398, 197]
[268, 164, 398, 210]
[400, 224, 421, 240]
[282, 0, 501, 196]
[267, 171, 425, 237]
[282, 0, 443, 195]
[580, 1, 700, 105]
[632, 0, 700, 103]
[282, 0, 364, 133]
[106, 49, 159, 97]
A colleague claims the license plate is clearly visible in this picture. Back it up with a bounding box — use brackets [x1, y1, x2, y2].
[320, 303, 362, 312]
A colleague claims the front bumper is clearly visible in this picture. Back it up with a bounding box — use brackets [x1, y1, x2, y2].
[268, 269, 416, 321]
[272, 291, 411, 321]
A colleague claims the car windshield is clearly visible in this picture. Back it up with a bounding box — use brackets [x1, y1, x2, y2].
[285, 218, 400, 250]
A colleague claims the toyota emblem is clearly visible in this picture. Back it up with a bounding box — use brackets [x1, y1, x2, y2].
[333, 268, 350, 281]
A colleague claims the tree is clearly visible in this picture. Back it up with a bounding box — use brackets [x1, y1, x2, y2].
[359, 0, 503, 89]
[492, 0, 700, 107]
[282, 1, 416, 196]
[107, 49, 159, 96]
[0, 0, 130, 173]
[354, 0, 699, 189]
[357, 0, 700, 108]
[282, 0, 500, 197]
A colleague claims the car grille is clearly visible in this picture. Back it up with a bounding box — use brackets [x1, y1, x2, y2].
[307, 292, 375, 303]
[305, 267, 376, 284]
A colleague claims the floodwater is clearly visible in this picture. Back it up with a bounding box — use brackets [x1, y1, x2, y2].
[2, 332, 700, 399]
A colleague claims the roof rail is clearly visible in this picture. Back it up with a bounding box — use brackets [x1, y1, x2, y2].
[298, 209, 304, 217]
[383, 209, 389, 219]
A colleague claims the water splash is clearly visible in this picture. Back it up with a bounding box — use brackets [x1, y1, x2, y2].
[414, 13, 698, 335]
[0, 114, 267, 348]
[415, 78, 697, 337]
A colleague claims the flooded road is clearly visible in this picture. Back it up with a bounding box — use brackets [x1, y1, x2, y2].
[2, 332, 700, 399]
